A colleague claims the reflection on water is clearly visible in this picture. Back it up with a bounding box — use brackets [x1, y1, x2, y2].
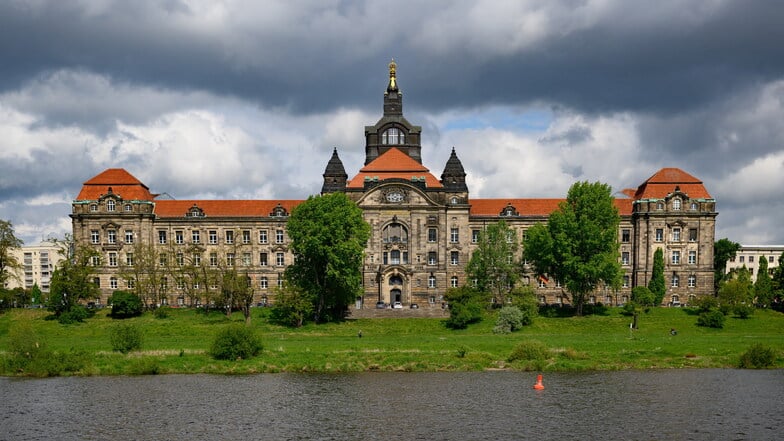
[1, 370, 782, 440]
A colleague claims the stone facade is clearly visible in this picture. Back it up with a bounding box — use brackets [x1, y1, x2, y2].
[71, 62, 718, 308]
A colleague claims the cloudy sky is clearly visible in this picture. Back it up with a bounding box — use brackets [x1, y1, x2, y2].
[1, 0, 783, 246]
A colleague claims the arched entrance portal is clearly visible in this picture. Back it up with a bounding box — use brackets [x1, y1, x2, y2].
[389, 274, 404, 304]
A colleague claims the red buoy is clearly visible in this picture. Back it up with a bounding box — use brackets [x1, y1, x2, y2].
[533, 374, 545, 390]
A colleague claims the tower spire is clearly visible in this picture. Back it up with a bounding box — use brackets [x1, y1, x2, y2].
[387, 59, 398, 93]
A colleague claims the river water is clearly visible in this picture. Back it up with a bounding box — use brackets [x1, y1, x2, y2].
[1, 370, 781, 440]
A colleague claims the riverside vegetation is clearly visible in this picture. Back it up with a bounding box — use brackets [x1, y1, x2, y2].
[1, 305, 783, 377]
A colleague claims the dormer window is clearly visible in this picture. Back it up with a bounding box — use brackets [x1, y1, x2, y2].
[656, 202, 664, 210]
[451, 196, 458, 204]
[672, 198, 681, 211]
[124, 204, 133, 212]
[381, 127, 405, 145]
[690, 202, 698, 211]
[107, 200, 116, 212]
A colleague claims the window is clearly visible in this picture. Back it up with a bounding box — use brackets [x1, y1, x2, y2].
[428, 274, 436, 288]
[210, 252, 217, 267]
[110, 277, 118, 289]
[192, 230, 200, 244]
[428, 228, 437, 243]
[226, 253, 235, 266]
[259, 230, 268, 244]
[158, 231, 167, 244]
[91, 230, 100, 244]
[176, 253, 184, 266]
[175, 231, 184, 244]
[277, 275, 284, 288]
[256, 252, 266, 266]
[671, 274, 680, 287]
[656, 202, 664, 210]
[242, 252, 251, 266]
[209, 230, 217, 244]
[126, 252, 134, 266]
[622, 252, 630, 265]
[390, 250, 401, 264]
[622, 275, 630, 288]
[770, 255, 775, 263]
[450, 251, 459, 265]
[538, 278, 546, 288]
[506, 231, 515, 243]
[124, 204, 132, 212]
[672, 228, 681, 242]
[672, 251, 680, 265]
[193, 253, 201, 267]
[125, 230, 134, 244]
[472, 230, 480, 243]
[688, 250, 697, 265]
[450, 228, 459, 243]
[655, 229, 663, 242]
[107, 229, 116, 244]
[749, 255, 754, 263]
[127, 279, 135, 289]
[428, 252, 437, 265]
[276, 252, 285, 266]
[672, 198, 681, 210]
[260, 277, 268, 289]
[621, 229, 630, 243]
[382, 222, 408, 243]
[242, 230, 251, 244]
[108, 252, 117, 267]
[451, 276, 458, 288]
[739, 256, 745, 263]
[688, 275, 696, 288]
[160, 254, 168, 267]
[225, 231, 234, 244]
[93, 277, 100, 287]
[107, 200, 115, 212]
[90, 204, 98, 212]
[689, 228, 698, 242]
[276, 230, 284, 244]
[381, 127, 404, 145]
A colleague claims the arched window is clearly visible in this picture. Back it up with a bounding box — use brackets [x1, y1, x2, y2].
[381, 127, 405, 145]
[383, 222, 408, 243]
[672, 198, 681, 210]
[390, 275, 403, 286]
[107, 200, 116, 212]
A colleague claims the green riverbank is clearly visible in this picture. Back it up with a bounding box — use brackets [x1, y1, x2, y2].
[1, 307, 783, 376]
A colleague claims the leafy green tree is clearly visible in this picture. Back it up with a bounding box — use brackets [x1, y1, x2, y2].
[222, 269, 255, 325]
[524, 181, 622, 315]
[108, 290, 143, 318]
[754, 256, 773, 307]
[269, 285, 314, 328]
[30, 283, 43, 306]
[285, 193, 370, 323]
[0, 219, 24, 287]
[648, 248, 666, 306]
[466, 220, 520, 305]
[444, 286, 487, 329]
[47, 240, 100, 322]
[719, 266, 753, 317]
[773, 252, 784, 308]
[119, 242, 170, 308]
[714, 238, 741, 292]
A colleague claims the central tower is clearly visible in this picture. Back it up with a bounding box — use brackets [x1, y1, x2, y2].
[363, 60, 423, 165]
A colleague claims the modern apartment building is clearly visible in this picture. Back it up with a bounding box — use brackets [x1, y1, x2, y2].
[726, 245, 784, 282]
[4, 241, 65, 297]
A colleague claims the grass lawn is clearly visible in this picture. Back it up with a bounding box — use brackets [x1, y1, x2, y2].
[1, 306, 782, 376]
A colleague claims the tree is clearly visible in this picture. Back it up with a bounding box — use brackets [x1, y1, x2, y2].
[719, 266, 754, 317]
[444, 286, 487, 329]
[47, 239, 100, 322]
[714, 238, 741, 292]
[270, 284, 314, 328]
[119, 242, 169, 308]
[773, 252, 784, 308]
[524, 181, 622, 315]
[108, 290, 143, 318]
[222, 269, 255, 325]
[754, 255, 773, 307]
[0, 219, 24, 287]
[648, 248, 666, 306]
[285, 193, 370, 323]
[30, 283, 43, 306]
[465, 220, 520, 305]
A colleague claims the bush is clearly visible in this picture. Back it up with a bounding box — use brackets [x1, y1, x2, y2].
[57, 305, 94, 324]
[733, 304, 754, 319]
[696, 310, 725, 328]
[210, 324, 263, 360]
[739, 343, 776, 369]
[631, 286, 656, 307]
[154, 306, 171, 319]
[445, 301, 483, 329]
[693, 295, 718, 313]
[493, 306, 525, 334]
[508, 340, 550, 362]
[3, 323, 87, 376]
[109, 290, 143, 319]
[109, 323, 143, 353]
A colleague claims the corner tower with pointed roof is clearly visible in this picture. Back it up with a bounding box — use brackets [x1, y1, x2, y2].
[364, 60, 422, 165]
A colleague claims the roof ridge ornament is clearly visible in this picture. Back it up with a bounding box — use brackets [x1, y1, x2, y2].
[387, 58, 397, 92]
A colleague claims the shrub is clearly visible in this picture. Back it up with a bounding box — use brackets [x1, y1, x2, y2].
[493, 306, 525, 334]
[109, 290, 143, 319]
[508, 340, 550, 362]
[57, 305, 94, 324]
[109, 323, 143, 353]
[210, 324, 263, 360]
[3, 323, 86, 376]
[154, 306, 171, 319]
[733, 304, 754, 319]
[696, 310, 725, 328]
[693, 295, 718, 313]
[445, 301, 483, 329]
[739, 343, 776, 369]
[631, 286, 656, 307]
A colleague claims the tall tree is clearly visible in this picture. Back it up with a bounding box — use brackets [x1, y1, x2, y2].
[465, 220, 520, 305]
[285, 193, 370, 323]
[524, 181, 621, 315]
[773, 252, 784, 303]
[0, 220, 24, 287]
[648, 248, 666, 306]
[714, 238, 741, 292]
[754, 255, 773, 307]
[222, 269, 254, 325]
[47, 239, 100, 319]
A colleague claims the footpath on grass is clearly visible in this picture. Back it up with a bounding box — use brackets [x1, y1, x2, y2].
[0, 306, 782, 376]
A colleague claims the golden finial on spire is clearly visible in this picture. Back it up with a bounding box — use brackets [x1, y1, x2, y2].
[388, 58, 397, 90]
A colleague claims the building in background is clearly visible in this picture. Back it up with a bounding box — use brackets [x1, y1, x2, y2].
[71, 62, 718, 308]
[726, 245, 784, 282]
[4, 241, 65, 298]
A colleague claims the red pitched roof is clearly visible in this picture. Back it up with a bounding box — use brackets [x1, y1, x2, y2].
[347, 148, 443, 188]
[470, 198, 633, 217]
[633, 167, 712, 200]
[153, 200, 304, 218]
[76, 168, 155, 200]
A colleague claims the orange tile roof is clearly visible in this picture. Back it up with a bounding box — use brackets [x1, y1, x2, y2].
[470, 198, 633, 217]
[76, 168, 154, 200]
[633, 167, 712, 200]
[347, 148, 443, 188]
[154, 200, 304, 218]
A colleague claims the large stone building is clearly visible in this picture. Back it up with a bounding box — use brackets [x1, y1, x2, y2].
[71, 62, 717, 308]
